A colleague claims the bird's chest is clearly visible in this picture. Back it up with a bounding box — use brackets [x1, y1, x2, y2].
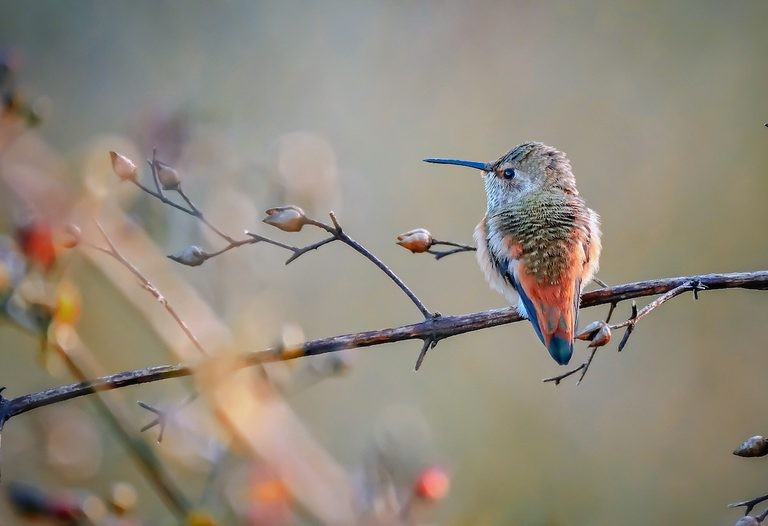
[485, 205, 581, 283]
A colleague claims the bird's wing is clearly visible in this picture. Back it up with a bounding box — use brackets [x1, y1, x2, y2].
[511, 258, 582, 366]
[512, 264, 577, 365]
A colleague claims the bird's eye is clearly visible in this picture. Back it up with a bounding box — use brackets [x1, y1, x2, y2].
[502, 168, 515, 180]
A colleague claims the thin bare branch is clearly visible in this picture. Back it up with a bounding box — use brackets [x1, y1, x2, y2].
[1, 270, 765, 421]
[427, 239, 476, 260]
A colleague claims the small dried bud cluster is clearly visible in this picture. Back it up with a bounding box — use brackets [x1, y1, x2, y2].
[168, 245, 207, 267]
[396, 228, 433, 253]
[109, 151, 137, 182]
[262, 206, 308, 232]
[575, 320, 612, 348]
[733, 435, 768, 458]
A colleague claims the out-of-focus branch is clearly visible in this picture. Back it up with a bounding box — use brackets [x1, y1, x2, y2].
[2, 270, 766, 421]
[86, 219, 208, 357]
[50, 339, 191, 518]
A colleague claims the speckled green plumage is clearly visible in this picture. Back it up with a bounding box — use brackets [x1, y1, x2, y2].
[488, 191, 589, 283]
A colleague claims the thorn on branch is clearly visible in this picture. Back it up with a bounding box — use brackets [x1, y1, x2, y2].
[729, 493, 768, 516]
[692, 279, 707, 300]
[617, 301, 638, 353]
[414, 338, 439, 371]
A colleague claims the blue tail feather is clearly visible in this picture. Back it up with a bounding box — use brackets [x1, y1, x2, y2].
[547, 335, 573, 365]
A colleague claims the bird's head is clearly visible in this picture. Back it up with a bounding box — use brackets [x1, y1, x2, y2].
[424, 142, 577, 214]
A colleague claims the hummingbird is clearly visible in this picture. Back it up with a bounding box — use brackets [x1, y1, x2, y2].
[425, 142, 601, 365]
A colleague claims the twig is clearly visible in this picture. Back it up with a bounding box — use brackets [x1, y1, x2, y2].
[542, 347, 599, 386]
[87, 220, 208, 357]
[1, 270, 765, 419]
[307, 213, 434, 319]
[729, 493, 768, 516]
[137, 392, 199, 443]
[543, 280, 707, 385]
[131, 153, 434, 318]
[414, 338, 439, 371]
[427, 240, 476, 261]
[50, 342, 190, 517]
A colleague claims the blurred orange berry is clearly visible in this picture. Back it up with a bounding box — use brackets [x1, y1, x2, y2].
[251, 478, 289, 504]
[15, 220, 56, 270]
[414, 466, 450, 501]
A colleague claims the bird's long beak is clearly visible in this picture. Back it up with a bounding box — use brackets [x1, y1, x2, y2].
[423, 158, 491, 172]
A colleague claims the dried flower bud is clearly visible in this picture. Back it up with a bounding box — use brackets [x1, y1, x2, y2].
[396, 228, 433, 253]
[61, 224, 81, 249]
[156, 161, 182, 190]
[109, 151, 137, 182]
[734, 517, 760, 526]
[414, 466, 450, 501]
[589, 324, 612, 348]
[262, 206, 308, 232]
[575, 320, 612, 348]
[168, 245, 207, 267]
[733, 435, 768, 457]
[575, 320, 604, 341]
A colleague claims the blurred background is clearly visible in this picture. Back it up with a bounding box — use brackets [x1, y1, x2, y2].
[0, 1, 767, 524]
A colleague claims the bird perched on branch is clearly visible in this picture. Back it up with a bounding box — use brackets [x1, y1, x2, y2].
[425, 142, 601, 365]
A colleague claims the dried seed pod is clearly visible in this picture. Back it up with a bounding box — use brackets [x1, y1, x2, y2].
[576, 320, 611, 347]
[156, 161, 181, 190]
[396, 228, 433, 253]
[262, 205, 308, 232]
[588, 324, 612, 348]
[109, 151, 137, 182]
[168, 245, 206, 267]
[733, 435, 768, 458]
[575, 320, 605, 341]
